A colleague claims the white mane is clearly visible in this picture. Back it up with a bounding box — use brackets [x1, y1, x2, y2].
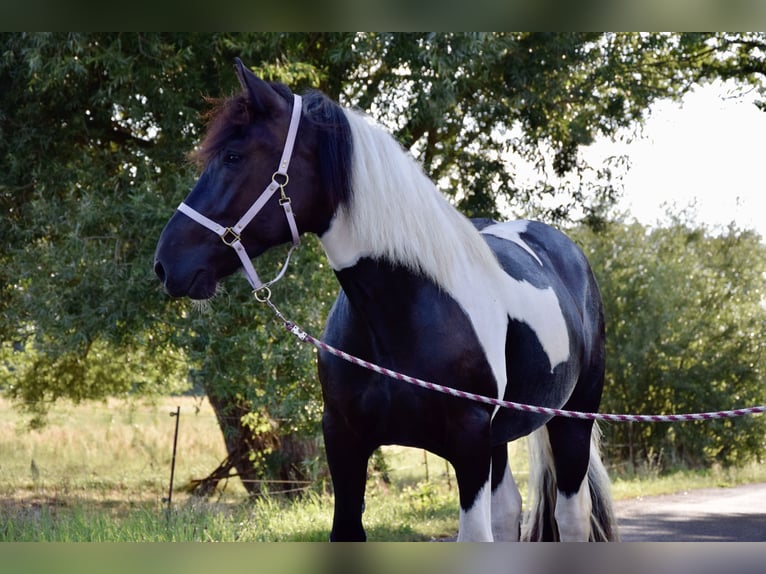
[320, 107, 502, 292]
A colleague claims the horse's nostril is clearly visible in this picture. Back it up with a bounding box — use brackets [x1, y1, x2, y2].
[154, 260, 166, 283]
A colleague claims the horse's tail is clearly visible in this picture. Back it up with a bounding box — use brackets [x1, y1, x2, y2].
[520, 423, 619, 541]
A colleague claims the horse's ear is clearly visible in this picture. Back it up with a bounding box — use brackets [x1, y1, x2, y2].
[233, 57, 285, 115]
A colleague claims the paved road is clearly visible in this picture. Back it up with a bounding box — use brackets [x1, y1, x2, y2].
[614, 482, 766, 541]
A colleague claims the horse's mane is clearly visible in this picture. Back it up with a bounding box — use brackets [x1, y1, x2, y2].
[338, 108, 501, 291]
[191, 82, 499, 291]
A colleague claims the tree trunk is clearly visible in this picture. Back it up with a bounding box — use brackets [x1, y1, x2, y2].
[188, 388, 324, 498]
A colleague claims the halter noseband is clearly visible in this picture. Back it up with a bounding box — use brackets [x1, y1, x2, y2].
[177, 94, 303, 297]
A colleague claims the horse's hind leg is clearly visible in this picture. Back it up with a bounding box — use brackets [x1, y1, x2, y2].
[323, 412, 372, 541]
[490, 444, 522, 541]
[546, 417, 594, 541]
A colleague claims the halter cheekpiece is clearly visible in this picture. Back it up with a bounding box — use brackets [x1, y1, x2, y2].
[177, 94, 303, 297]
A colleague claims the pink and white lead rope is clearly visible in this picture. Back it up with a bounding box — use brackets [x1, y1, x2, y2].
[263, 298, 766, 423]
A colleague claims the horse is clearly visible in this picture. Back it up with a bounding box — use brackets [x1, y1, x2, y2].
[153, 58, 619, 542]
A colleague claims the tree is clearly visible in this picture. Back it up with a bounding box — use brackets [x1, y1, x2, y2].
[0, 33, 214, 424]
[572, 215, 766, 471]
[2, 33, 765, 485]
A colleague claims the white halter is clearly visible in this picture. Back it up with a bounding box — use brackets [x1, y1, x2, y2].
[177, 94, 303, 296]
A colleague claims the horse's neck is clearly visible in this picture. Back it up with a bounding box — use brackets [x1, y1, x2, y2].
[333, 257, 427, 313]
[319, 198, 499, 300]
[321, 211, 488, 341]
[331, 255, 453, 354]
[320, 210, 431, 318]
[317, 207, 363, 272]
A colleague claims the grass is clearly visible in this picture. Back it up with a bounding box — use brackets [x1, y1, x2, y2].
[1, 395, 764, 541]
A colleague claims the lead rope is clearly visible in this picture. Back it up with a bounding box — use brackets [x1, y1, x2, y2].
[256, 292, 766, 423]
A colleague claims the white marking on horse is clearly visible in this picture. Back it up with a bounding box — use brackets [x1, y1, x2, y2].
[554, 480, 593, 541]
[457, 478, 494, 541]
[320, 207, 361, 270]
[481, 220, 544, 266]
[491, 461, 523, 541]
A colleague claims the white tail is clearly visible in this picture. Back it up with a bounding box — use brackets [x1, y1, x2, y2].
[521, 423, 619, 541]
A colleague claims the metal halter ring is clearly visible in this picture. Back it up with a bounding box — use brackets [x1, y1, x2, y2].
[271, 172, 289, 187]
[253, 286, 272, 303]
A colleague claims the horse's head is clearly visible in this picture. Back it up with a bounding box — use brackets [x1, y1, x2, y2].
[154, 59, 350, 299]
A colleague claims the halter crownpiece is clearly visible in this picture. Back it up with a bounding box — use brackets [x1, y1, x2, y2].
[177, 94, 303, 295]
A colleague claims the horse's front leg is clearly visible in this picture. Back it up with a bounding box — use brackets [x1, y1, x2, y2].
[323, 410, 372, 541]
[451, 411, 495, 542]
[491, 444, 523, 541]
[453, 453, 494, 541]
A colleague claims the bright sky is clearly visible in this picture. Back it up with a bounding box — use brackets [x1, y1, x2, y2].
[590, 79, 766, 238]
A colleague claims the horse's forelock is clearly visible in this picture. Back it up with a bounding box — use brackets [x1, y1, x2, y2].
[188, 84, 353, 211]
[190, 82, 295, 170]
[190, 95, 251, 169]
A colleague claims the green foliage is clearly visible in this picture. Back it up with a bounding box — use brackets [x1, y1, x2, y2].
[572, 216, 766, 470]
[0, 33, 224, 413]
[171, 237, 335, 488]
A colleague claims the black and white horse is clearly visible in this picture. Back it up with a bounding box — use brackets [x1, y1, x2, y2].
[154, 59, 618, 541]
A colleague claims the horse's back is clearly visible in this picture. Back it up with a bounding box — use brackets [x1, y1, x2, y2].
[477, 219, 595, 296]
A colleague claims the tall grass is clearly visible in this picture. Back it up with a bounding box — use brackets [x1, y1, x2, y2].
[1, 396, 764, 541]
[0, 396, 473, 541]
[0, 396, 231, 503]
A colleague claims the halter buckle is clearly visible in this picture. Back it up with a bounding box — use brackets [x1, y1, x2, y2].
[221, 227, 241, 246]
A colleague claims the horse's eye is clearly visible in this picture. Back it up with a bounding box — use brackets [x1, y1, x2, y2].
[223, 151, 242, 165]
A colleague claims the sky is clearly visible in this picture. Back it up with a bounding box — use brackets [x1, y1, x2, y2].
[588, 79, 766, 238]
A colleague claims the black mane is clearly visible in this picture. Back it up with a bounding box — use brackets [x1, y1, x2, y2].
[301, 89, 353, 209]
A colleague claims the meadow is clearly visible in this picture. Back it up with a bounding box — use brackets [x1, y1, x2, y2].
[1, 396, 764, 542]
